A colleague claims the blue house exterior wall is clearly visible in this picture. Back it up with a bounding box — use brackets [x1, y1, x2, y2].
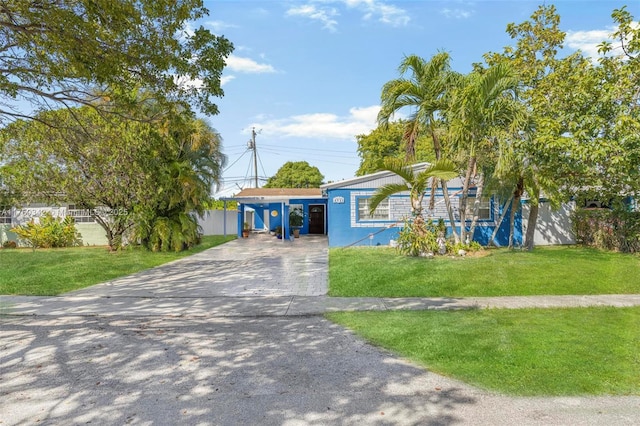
[326, 187, 522, 248]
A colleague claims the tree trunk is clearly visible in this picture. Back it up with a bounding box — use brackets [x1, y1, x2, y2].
[427, 125, 442, 211]
[467, 173, 484, 240]
[441, 179, 460, 243]
[524, 189, 540, 251]
[508, 195, 519, 249]
[459, 156, 476, 244]
[489, 196, 513, 247]
[508, 177, 524, 250]
[94, 215, 117, 251]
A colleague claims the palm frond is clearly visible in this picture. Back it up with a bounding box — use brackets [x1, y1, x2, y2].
[369, 183, 409, 215]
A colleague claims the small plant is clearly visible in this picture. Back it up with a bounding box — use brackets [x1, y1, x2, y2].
[446, 240, 483, 255]
[242, 221, 250, 238]
[289, 208, 303, 228]
[2, 240, 17, 249]
[396, 217, 439, 256]
[11, 212, 82, 249]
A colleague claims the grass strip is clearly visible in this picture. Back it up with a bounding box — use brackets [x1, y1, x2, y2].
[327, 307, 640, 396]
[0, 235, 235, 295]
[329, 246, 640, 297]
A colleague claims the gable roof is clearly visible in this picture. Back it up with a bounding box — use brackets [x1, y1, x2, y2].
[320, 163, 431, 190]
[321, 162, 465, 190]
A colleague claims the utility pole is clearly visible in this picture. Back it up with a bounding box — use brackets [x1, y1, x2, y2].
[248, 127, 259, 188]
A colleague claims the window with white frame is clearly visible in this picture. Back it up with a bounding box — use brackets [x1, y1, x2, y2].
[358, 197, 389, 221]
[461, 197, 491, 220]
[0, 207, 11, 224]
[67, 205, 96, 223]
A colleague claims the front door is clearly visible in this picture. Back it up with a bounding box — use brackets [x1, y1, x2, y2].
[308, 205, 325, 234]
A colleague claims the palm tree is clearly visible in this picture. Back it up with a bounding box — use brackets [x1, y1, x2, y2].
[446, 63, 525, 244]
[378, 52, 462, 241]
[138, 117, 227, 251]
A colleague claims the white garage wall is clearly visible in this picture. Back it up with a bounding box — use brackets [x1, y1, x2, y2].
[522, 201, 576, 246]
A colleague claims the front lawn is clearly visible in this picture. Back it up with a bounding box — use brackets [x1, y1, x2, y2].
[327, 307, 640, 396]
[329, 246, 640, 297]
[0, 235, 235, 295]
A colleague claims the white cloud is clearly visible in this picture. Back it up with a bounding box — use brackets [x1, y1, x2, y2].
[286, 1, 409, 31]
[565, 28, 613, 60]
[225, 55, 276, 73]
[565, 22, 640, 62]
[346, 0, 410, 27]
[220, 75, 236, 86]
[286, 4, 339, 32]
[440, 8, 473, 19]
[251, 105, 381, 140]
[206, 20, 239, 32]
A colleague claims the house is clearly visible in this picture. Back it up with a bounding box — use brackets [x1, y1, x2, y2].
[225, 188, 328, 239]
[320, 165, 520, 248]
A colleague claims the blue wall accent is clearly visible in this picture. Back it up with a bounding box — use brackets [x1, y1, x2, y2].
[326, 188, 403, 246]
[326, 187, 522, 247]
[237, 198, 326, 238]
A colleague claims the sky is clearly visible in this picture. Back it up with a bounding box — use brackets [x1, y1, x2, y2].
[197, 0, 638, 197]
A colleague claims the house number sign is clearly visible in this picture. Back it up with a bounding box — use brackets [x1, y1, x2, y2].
[332, 196, 345, 204]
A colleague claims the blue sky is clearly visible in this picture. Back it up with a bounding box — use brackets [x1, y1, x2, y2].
[199, 1, 637, 197]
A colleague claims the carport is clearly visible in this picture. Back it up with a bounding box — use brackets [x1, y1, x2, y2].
[222, 188, 328, 239]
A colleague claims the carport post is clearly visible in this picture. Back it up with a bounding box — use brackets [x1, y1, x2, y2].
[223, 200, 227, 239]
[281, 202, 285, 243]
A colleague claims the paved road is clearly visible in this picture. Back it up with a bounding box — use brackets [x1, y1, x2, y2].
[1, 235, 639, 425]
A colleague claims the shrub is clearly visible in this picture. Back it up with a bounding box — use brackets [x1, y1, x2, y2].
[2, 240, 17, 249]
[446, 240, 483, 255]
[11, 212, 83, 249]
[572, 208, 640, 253]
[135, 212, 201, 252]
[396, 217, 441, 256]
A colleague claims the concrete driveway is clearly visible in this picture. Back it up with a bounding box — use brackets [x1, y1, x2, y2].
[70, 233, 330, 298]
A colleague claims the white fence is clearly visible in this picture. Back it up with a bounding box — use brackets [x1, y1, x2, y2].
[197, 210, 238, 235]
[1, 207, 238, 246]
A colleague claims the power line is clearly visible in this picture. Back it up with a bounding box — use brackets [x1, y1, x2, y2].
[261, 143, 355, 154]
[259, 146, 355, 160]
[223, 149, 250, 172]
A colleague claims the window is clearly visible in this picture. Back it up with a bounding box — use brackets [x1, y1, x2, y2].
[0, 207, 11, 224]
[358, 197, 389, 221]
[461, 197, 491, 220]
[67, 205, 96, 223]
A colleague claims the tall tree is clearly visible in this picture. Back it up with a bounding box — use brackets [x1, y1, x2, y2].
[446, 63, 524, 244]
[0, 107, 156, 249]
[263, 161, 324, 188]
[0, 0, 233, 124]
[484, 4, 577, 250]
[378, 53, 461, 240]
[135, 116, 227, 251]
[0, 106, 226, 251]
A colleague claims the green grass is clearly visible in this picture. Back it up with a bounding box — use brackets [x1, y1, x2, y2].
[327, 307, 640, 396]
[0, 235, 235, 295]
[329, 246, 640, 297]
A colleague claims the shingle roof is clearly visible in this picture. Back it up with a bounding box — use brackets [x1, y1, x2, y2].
[229, 188, 323, 200]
